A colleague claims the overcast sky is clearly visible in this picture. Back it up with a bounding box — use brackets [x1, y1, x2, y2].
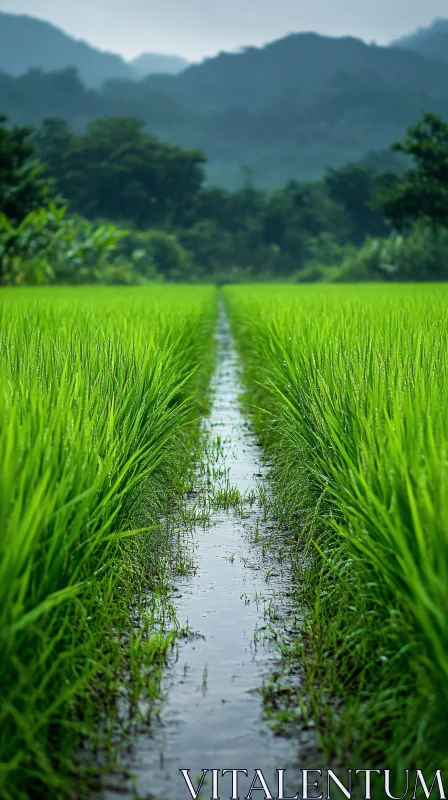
[0, 0, 446, 61]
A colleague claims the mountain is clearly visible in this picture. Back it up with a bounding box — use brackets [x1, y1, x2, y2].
[142, 32, 448, 111]
[130, 53, 189, 77]
[0, 12, 134, 87]
[0, 11, 189, 86]
[1, 21, 448, 189]
[125, 32, 448, 186]
[393, 18, 448, 63]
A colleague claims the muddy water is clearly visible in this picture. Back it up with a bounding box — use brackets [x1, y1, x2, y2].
[105, 310, 318, 800]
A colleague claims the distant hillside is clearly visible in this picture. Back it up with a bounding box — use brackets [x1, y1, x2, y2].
[1, 24, 448, 189]
[393, 18, 448, 63]
[0, 12, 134, 87]
[130, 53, 189, 77]
[0, 11, 189, 86]
[142, 32, 448, 111]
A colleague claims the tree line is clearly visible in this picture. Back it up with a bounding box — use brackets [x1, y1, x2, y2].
[1, 111, 448, 283]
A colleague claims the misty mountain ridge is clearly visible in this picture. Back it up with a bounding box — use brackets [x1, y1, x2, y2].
[1, 9, 448, 90]
[141, 30, 448, 111]
[392, 17, 448, 63]
[0, 11, 189, 87]
[1, 11, 448, 188]
[130, 53, 189, 78]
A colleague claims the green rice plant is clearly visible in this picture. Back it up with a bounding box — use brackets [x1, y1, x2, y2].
[0, 285, 216, 798]
[224, 283, 448, 767]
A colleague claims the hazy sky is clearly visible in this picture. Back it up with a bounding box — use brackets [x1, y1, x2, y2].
[0, 0, 446, 61]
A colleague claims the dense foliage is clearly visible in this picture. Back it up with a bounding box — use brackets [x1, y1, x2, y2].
[336, 225, 448, 282]
[0, 205, 135, 285]
[382, 113, 448, 230]
[34, 116, 205, 227]
[1, 110, 448, 283]
[0, 115, 52, 222]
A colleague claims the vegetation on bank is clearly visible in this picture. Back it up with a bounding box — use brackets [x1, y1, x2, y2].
[1, 110, 448, 284]
[0, 285, 216, 799]
[224, 284, 448, 767]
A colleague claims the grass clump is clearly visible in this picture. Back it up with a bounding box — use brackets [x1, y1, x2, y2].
[223, 283, 448, 768]
[0, 285, 216, 798]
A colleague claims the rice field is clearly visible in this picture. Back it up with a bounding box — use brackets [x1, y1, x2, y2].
[223, 283, 448, 768]
[1, 283, 448, 798]
[0, 286, 216, 798]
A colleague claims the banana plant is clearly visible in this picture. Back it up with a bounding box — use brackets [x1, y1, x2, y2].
[0, 204, 129, 285]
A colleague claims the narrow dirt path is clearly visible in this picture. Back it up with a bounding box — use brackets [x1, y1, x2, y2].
[104, 309, 318, 800]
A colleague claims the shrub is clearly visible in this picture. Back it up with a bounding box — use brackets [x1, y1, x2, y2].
[337, 224, 448, 282]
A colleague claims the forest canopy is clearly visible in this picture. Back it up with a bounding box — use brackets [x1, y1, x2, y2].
[1, 110, 448, 284]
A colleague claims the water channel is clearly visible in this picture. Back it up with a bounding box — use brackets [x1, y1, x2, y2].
[103, 310, 319, 800]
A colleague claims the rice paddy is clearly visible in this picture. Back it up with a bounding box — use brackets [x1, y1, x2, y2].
[1, 283, 447, 798]
[0, 286, 216, 798]
[223, 283, 448, 769]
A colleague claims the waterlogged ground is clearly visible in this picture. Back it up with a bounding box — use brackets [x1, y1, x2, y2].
[102, 311, 319, 800]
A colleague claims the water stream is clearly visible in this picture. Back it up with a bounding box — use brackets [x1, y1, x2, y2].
[103, 309, 319, 800]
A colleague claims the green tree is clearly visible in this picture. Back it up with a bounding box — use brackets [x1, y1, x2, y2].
[0, 115, 53, 222]
[325, 164, 395, 244]
[179, 220, 236, 277]
[140, 229, 193, 280]
[261, 180, 349, 273]
[381, 112, 448, 230]
[34, 116, 206, 228]
[33, 117, 73, 190]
